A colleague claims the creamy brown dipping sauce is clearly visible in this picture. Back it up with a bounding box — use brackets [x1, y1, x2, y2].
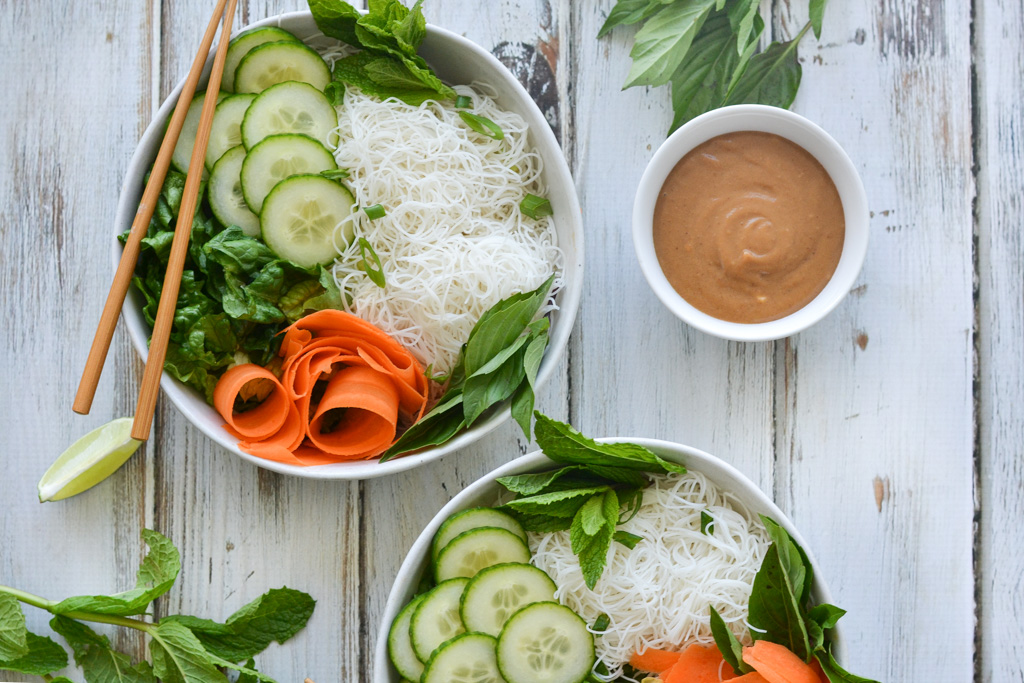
[653, 131, 845, 324]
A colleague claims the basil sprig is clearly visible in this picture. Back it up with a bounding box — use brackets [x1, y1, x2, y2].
[0, 530, 314, 683]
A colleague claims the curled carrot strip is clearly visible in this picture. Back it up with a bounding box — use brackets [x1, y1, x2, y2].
[213, 310, 430, 465]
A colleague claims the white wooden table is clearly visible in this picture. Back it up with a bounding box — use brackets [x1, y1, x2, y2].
[1, 1, 1021, 681]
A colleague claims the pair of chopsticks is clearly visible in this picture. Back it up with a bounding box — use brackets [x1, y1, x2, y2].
[73, 0, 240, 441]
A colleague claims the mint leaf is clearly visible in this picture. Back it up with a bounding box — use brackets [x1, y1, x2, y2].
[504, 511, 572, 533]
[569, 490, 619, 589]
[815, 644, 880, 683]
[624, 0, 717, 88]
[497, 466, 634, 496]
[236, 658, 261, 683]
[165, 588, 315, 663]
[149, 621, 227, 683]
[308, 0, 361, 45]
[576, 493, 608, 536]
[747, 544, 811, 660]
[332, 53, 445, 106]
[0, 630, 68, 676]
[709, 606, 749, 675]
[204, 654, 277, 683]
[724, 37, 803, 109]
[0, 592, 28, 660]
[51, 616, 155, 683]
[534, 414, 686, 474]
[500, 486, 610, 518]
[52, 529, 180, 616]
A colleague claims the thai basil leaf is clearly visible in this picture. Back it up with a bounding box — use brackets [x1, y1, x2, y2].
[623, 0, 717, 88]
[709, 606, 750, 675]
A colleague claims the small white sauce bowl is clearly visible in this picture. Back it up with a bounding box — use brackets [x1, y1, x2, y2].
[632, 105, 869, 342]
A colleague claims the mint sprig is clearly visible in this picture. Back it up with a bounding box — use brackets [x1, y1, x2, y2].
[0, 530, 315, 683]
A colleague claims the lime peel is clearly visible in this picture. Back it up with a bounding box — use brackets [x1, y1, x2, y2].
[38, 417, 142, 502]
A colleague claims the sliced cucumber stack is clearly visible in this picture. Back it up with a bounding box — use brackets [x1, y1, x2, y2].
[260, 174, 354, 267]
[388, 593, 428, 682]
[205, 93, 256, 169]
[435, 527, 532, 582]
[234, 41, 331, 93]
[223, 26, 300, 92]
[208, 146, 260, 237]
[241, 81, 338, 149]
[460, 563, 557, 637]
[496, 602, 595, 683]
[410, 578, 469, 663]
[171, 90, 226, 177]
[241, 134, 337, 214]
[432, 507, 528, 565]
[423, 633, 506, 683]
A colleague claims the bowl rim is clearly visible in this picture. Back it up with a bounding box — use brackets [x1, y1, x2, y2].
[632, 104, 869, 342]
[115, 11, 584, 479]
[373, 437, 846, 680]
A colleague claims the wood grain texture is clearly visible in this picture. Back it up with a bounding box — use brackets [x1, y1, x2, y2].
[774, 1, 975, 680]
[975, 0, 1024, 679]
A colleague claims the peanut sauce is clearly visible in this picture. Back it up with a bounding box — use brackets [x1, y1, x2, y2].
[653, 131, 845, 324]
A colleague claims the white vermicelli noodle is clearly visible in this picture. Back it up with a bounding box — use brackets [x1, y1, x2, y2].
[529, 471, 770, 681]
[326, 85, 564, 373]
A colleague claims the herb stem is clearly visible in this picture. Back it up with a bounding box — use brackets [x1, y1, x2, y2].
[0, 585, 56, 610]
[59, 611, 156, 634]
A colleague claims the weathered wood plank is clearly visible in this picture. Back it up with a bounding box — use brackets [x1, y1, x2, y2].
[569, 3, 775, 489]
[773, 1, 975, 680]
[975, 0, 1024, 679]
[0, 1, 156, 679]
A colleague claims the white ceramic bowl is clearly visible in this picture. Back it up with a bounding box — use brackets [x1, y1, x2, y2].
[633, 105, 868, 342]
[116, 12, 583, 479]
[374, 438, 845, 681]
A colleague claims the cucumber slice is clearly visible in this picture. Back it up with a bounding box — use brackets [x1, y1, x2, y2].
[435, 528, 531, 583]
[460, 563, 557, 637]
[496, 602, 595, 683]
[241, 134, 337, 213]
[234, 41, 331, 94]
[432, 508, 528, 565]
[241, 81, 338, 150]
[389, 593, 428, 682]
[423, 633, 505, 683]
[205, 93, 255, 169]
[410, 578, 469, 663]
[260, 174, 354, 267]
[171, 90, 226, 177]
[208, 146, 260, 237]
[223, 26, 300, 93]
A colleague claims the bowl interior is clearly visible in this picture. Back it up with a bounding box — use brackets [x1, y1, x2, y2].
[632, 104, 868, 342]
[116, 12, 583, 479]
[374, 438, 845, 680]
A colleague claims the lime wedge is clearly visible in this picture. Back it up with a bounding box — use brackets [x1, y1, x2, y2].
[38, 417, 142, 502]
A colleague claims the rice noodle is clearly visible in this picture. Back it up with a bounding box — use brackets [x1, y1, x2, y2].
[529, 471, 770, 681]
[326, 85, 564, 373]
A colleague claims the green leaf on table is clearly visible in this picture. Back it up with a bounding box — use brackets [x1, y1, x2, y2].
[0, 631, 68, 677]
[815, 643, 880, 683]
[149, 621, 227, 683]
[726, 0, 761, 54]
[204, 654, 277, 683]
[569, 490, 619, 589]
[709, 606, 750, 675]
[164, 588, 314, 663]
[52, 529, 180, 616]
[747, 544, 811, 660]
[534, 413, 686, 474]
[51, 616, 155, 683]
[809, 0, 828, 39]
[623, 0, 717, 88]
[0, 592, 28, 661]
[598, 0, 666, 38]
[724, 37, 803, 109]
[668, 10, 763, 132]
[500, 486, 610, 518]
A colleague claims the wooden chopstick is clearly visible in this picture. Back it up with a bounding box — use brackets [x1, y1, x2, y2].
[73, 0, 229, 416]
[131, 0, 240, 441]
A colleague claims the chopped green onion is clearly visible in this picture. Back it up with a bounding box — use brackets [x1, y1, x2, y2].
[324, 80, 345, 106]
[455, 95, 473, 108]
[592, 613, 610, 633]
[520, 193, 553, 219]
[364, 203, 386, 220]
[700, 510, 714, 536]
[357, 237, 386, 288]
[320, 168, 350, 181]
[613, 530, 643, 549]
[458, 111, 504, 140]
